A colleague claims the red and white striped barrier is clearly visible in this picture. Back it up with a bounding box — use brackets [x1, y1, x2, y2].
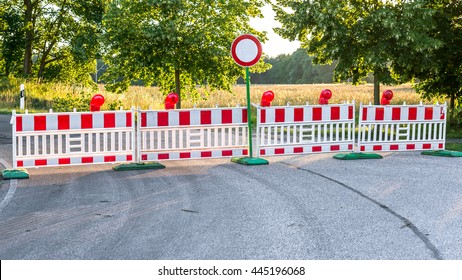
[12, 109, 135, 168]
[358, 103, 447, 152]
[138, 107, 249, 161]
[255, 103, 356, 156]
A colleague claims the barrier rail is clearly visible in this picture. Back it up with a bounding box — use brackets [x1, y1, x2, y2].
[255, 103, 356, 156]
[358, 103, 447, 152]
[11, 109, 135, 168]
[137, 107, 249, 161]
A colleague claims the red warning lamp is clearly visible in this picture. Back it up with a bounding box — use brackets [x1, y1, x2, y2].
[381, 90, 393, 105]
[260, 90, 274, 107]
[319, 89, 332, 105]
[90, 94, 105, 112]
[164, 92, 179, 109]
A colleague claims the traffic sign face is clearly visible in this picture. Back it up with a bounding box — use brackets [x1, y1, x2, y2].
[231, 34, 262, 67]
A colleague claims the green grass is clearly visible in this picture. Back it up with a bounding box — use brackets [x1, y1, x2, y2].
[445, 143, 462, 151]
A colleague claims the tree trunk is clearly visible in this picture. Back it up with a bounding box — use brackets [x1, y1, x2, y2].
[373, 74, 380, 105]
[37, 40, 56, 80]
[23, 0, 34, 78]
[175, 69, 181, 109]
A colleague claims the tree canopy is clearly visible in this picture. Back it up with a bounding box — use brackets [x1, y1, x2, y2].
[274, 0, 459, 105]
[102, 0, 270, 107]
[0, 0, 105, 84]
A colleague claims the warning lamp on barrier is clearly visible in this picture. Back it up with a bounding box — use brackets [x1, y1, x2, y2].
[319, 89, 332, 105]
[164, 92, 179, 109]
[381, 90, 393, 105]
[90, 94, 105, 112]
[260, 90, 274, 107]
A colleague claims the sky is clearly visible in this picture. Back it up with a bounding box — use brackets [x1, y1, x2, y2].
[250, 4, 300, 58]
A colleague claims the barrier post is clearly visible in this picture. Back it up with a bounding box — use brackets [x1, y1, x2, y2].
[1, 110, 29, 180]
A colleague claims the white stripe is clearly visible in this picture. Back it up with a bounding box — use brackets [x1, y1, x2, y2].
[190, 110, 201, 126]
[93, 113, 104, 128]
[211, 109, 221, 125]
[70, 114, 81, 129]
[46, 115, 58, 130]
[285, 107, 294, 123]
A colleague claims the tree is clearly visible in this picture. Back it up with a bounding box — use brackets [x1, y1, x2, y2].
[0, 1, 24, 76]
[2, 0, 105, 83]
[102, 0, 270, 108]
[274, 0, 441, 104]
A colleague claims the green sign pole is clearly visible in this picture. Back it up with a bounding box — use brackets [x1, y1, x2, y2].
[245, 66, 253, 158]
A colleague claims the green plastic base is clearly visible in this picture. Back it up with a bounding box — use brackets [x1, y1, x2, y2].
[1, 169, 30, 180]
[421, 150, 462, 157]
[112, 162, 166, 171]
[333, 152, 383, 160]
[231, 157, 269, 165]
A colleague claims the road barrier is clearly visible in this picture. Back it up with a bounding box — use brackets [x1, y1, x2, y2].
[11, 109, 135, 168]
[137, 107, 249, 161]
[358, 103, 447, 152]
[255, 103, 356, 156]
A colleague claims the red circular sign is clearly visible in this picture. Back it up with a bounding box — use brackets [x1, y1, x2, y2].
[231, 34, 262, 67]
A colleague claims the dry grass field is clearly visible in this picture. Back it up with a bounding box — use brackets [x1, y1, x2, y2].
[101, 83, 435, 110]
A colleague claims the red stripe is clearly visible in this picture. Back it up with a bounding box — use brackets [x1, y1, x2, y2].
[313, 107, 322, 121]
[390, 145, 399, 151]
[294, 147, 304, 153]
[360, 146, 365, 152]
[312, 146, 322, 152]
[158, 154, 169, 160]
[275, 148, 285, 154]
[104, 156, 116, 162]
[260, 109, 266, 123]
[158, 112, 169, 126]
[34, 116, 46, 131]
[81, 114, 93, 129]
[180, 152, 191, 159]
[141, 112, 147, 127]
[126, 112, 132, 127]
[294, 108, 304, 122]
[260, 149, 266, 156]
[82, 157, 93, 163]
[222, 150, 233, 157]
[17, 160, 24, 167]
[406, 144, 415, 150]
[201, 110, 212, 125]
[424, 107, 433, 120]
[439, 143, 443, 149]
[375, 108, 384, 121]
[392, 107, 401, 121]
[222, 110, 232, 124]
[58, 115, 70, 130]
[275, 109, 285, 122]
[59, 158, 71, 165]
[104, 113, 116, 128]
[201, 151, 212, 158]
[373, 145, 382, 151]
[35, 159, 47, 166]
[179, 111, 190, 126]
[330, 145, 340, 151]
[16, 116, 23, 132]
[141, 154, 147, 161]
[348, 144, 353, 150]
[242, 108, 248, 123]
[423, 144, 432, 149]
[243, 149, 248, 156]
[408, 108, 417, 120]
[362, 107, 368, 121]
[348, 105, 354, 120]
[331, 107, 340, 120]
[126, 155, 133, 161]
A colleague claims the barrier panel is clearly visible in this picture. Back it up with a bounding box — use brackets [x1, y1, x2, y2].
[255, 103, 356, 156]
[11, 109, 135, 168]
[138, 107, 249, 161]
[358, 103, 447, 152]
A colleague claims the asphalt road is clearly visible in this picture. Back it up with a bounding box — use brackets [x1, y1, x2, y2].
[1, 114, 462, 260]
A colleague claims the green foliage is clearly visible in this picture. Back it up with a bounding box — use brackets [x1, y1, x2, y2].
[52, 92, 92, 112]
[102, 0, 271, 105]
[274, 0, 461, 107]
[249, 49, 336, 84]
[1, 0, 105, 84]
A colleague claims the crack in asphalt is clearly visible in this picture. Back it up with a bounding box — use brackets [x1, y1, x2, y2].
[280, 161, 443, 260]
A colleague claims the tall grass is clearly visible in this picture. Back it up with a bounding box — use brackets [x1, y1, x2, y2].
[0, 76, 446, 114]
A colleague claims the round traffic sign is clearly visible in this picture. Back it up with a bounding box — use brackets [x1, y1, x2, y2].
[231, 34, 262, 67]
